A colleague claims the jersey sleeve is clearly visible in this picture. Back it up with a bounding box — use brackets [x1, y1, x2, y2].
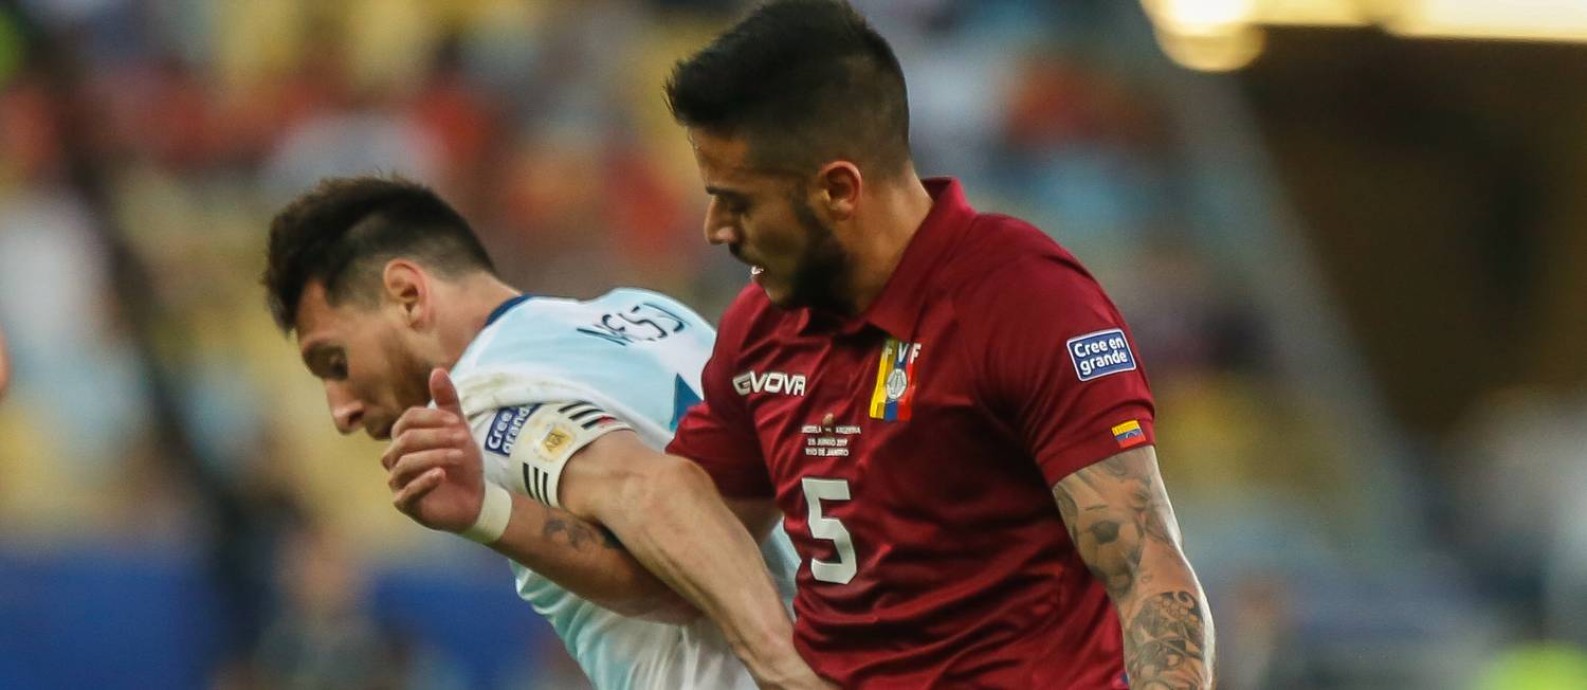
[969, 254, 1157, 487]
[665, 302, 775, 499]
[467, 401, 632, 509]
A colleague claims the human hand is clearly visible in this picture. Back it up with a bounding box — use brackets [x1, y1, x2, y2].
[382, 368, 485, 533]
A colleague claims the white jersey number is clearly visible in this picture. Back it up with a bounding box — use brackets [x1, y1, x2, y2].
[801, 477, 857, 584]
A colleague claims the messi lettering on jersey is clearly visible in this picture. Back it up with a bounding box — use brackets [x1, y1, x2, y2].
[575, 302, 690, 347]
[1066, 328, 1136, 381]
[869, 338, 921, 421]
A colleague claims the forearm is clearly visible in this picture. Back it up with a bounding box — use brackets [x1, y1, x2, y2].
[599, 459, 805, 685]
[489, 492, 699, 624]
[1053, 448, 1215, 689]
[1112, 553, 1215, 690]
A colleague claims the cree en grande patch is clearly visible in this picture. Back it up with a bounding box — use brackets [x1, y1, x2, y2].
[1066, 328, 1136, 382]
[483, 405, 535, 456]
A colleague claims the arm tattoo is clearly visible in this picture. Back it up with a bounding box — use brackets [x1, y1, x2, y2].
[1053, 452, 1213, 688]
[540, 506, 622, 551]
[1125, 591, 1209, 690]
[1051, 454, 1175, 600]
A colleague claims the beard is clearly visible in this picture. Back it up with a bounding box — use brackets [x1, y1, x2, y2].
[781, 191, 853, 314]
[384, 331, 435, 417]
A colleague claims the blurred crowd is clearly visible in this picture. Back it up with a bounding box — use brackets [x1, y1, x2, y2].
[0, 0, 1583, 689]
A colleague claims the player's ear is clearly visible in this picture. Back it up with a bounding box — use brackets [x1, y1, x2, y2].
[814, 161, 862, 221]
[381, 259, 429, 328]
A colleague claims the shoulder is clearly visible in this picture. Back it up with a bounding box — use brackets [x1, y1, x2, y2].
[946, 212, 1106, 319]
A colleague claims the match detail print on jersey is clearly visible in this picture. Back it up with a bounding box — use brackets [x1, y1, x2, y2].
[869, 337, 921, 421]
[1065, 328, 1136, 382]
[496, 401, 632, 508]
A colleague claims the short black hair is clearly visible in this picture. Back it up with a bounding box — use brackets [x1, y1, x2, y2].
[665, 0, 911, 177]
[263, 176, 495, 332]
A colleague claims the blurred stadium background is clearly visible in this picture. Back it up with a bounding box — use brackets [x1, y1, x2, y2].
[1, 0, 1585, 688]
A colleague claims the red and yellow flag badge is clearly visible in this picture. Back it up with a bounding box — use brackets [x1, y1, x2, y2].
[869, 337, 920, 421]
[1112, 420, 1146, 449]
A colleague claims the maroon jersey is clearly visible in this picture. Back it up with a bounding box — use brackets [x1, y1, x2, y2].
[669, 179, 1155, 689]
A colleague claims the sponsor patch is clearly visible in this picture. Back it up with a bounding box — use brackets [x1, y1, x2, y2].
[1066, 328, 1137, 382]
[483, 405, 535, 456]
[1112, 420, 1146, 449]
[732, 370, 807, 396]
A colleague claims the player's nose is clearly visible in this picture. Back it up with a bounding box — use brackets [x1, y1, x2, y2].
[703, 200, 737, 246]
[326, 383, 365, 436]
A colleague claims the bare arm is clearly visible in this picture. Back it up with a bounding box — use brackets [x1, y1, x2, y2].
[386, 439, 699, 624]
[387, 370, 825, 689]
[1052, 445, 1215, 689]
[384, 370, 696, 623]
[488, 492, 699, 623]
[481, 454, 781, 625]
[559, 431, 820, 689]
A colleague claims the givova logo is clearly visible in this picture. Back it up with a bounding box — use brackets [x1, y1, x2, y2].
[732, 370, 807, 396]
[1066, 328, 1136, 381]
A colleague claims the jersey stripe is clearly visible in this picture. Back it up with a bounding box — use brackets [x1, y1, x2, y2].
[567, 407, 603, 422]
[526, 463, 545, 501]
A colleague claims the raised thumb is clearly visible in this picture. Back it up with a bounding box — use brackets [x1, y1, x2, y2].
[430, 367, 463, 414]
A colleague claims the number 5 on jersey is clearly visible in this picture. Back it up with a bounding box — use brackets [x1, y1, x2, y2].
[801, 477, 857, 584]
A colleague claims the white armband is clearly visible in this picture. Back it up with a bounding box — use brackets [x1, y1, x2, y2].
[480, 401, 631, 509]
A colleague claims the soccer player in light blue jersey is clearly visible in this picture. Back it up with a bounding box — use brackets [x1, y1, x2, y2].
[262, 176, 827, 690]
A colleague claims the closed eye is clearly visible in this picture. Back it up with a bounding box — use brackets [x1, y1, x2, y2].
[303, 344, 349, 381]
[706, 186, 752, 215]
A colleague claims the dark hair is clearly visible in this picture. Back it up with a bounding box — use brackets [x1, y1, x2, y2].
[263, 176, 495, 332]
[665, 0, 911, 177]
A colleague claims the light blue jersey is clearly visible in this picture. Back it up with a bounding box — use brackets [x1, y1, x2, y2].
[448, 289, 798, 690]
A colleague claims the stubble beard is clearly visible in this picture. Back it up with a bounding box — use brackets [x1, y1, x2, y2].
[784, 195, 853, 315]
[386, 331, 436, 417]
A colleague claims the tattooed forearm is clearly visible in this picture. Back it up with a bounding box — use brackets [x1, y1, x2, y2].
[1051, 453, 1174, 601]
[541, 509, 623, 551]
[1125, 591, 1209, 690]
[1052, 448, 1214, 689]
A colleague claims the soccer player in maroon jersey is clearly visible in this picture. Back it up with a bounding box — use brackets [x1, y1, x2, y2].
[384, 1, 1213, 686]
[653, 1, 1216, 687]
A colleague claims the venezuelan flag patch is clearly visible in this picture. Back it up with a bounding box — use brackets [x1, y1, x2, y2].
[1112, 420, 1146, 449]
[869, 337, 919, 421]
